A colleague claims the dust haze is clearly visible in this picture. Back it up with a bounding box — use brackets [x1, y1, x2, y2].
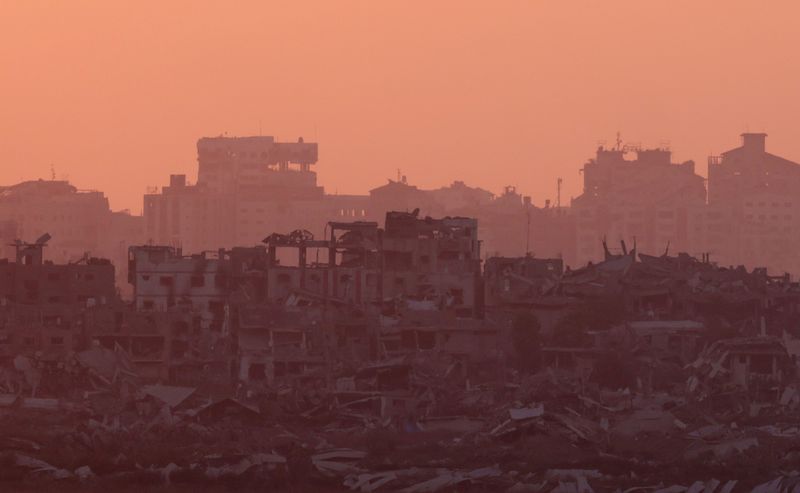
[2, 2, 800, 492]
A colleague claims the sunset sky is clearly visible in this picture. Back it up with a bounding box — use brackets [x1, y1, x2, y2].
[1, 1, 799, 212]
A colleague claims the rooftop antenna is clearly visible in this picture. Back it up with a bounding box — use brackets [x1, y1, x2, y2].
[50, 164, 55, 181]
[397, 169, 402, 182]
[615, 131, 623, 151]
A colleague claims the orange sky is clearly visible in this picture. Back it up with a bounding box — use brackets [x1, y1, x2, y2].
[1, 1, 799, 212]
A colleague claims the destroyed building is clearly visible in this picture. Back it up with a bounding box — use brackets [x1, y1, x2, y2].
[237, 305, 325, 387]
[689, 337, 794, 394]
[128, 245, 229, 331]
[484, 255, 563, 306]
[122, 210, 486, 386]
[4, 219, 800, 491]
[0, 235, 117, 385]
[381, 210, 482, 316]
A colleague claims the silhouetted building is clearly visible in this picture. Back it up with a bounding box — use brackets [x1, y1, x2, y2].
[143, 134, 580, 275]
[0, 180, 112, 263]
[0, 237, 116, 359]
[144, 174, 235, 253]
[0, 180, 142, 290]
[708, 133, 800, 274]
[572, 145, 706, 265]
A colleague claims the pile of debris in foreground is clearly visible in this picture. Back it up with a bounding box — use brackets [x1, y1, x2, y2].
[3, 342, 800, 493]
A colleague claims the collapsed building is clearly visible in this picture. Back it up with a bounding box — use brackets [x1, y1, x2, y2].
[4, 207, 800, 490]
[122, 209, 486, 388]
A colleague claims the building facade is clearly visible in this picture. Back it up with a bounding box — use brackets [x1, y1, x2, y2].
[571, 145, 707, 265]
[708, 133, 800, 274]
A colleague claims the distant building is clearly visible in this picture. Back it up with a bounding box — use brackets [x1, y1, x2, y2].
[572, 145, 706, 265]
[144, 136, 567, 266]
[708, 133, 800, 274]
[196, 135, 320, 197]
[146, 137, 360, 253]
[0, 180, 112, 263]
[143, 174, 235, 254]
[0, 180, 143, 290]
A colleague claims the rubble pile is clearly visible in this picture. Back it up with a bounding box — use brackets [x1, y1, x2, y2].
[4, 220, 800, 490]
[4, 337, 800, 492]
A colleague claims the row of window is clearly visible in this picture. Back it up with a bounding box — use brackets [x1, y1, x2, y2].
[139, 274, 226, 288]
[745, 201, 792, 208]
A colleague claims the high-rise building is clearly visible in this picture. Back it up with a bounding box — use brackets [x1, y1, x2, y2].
[708, 133, 800, 273]
[572, 144, 706, 264]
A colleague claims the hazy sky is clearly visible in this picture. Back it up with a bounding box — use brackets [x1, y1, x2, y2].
[1, 1, 799, 212]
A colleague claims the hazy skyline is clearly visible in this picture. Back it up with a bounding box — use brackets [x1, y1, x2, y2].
[2, 1, 799, 212]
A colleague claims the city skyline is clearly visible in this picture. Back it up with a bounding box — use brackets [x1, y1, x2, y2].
[4, 3, 800, 489]
[3, 1, 800, 211]
[3, 129, 796, 214]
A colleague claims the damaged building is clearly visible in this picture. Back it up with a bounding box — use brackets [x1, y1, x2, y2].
[0, 235, 116, 360]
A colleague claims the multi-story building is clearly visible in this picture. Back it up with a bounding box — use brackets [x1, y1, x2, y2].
[708, 133, 800, 274]
[381, 210, 482, 316]
[196, 136, 319, 196]
[143, 174, 235, 253]
[0, 238, 116, 360]
[0, 180, 143, 289]
[132, 210, 484, 315]
[145, 136, 334, 253]
[128, 245, 229, 332]
[0, 180, 112, 263]
[144, 136, 572, 267]
[572, 145, 707, 265]
[128, 210, 485, 385]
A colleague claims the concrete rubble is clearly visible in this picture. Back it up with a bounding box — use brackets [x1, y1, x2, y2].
[3, 216, 800, 491]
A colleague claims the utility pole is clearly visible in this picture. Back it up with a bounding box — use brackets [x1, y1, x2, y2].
[557, 177, 563, 209]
